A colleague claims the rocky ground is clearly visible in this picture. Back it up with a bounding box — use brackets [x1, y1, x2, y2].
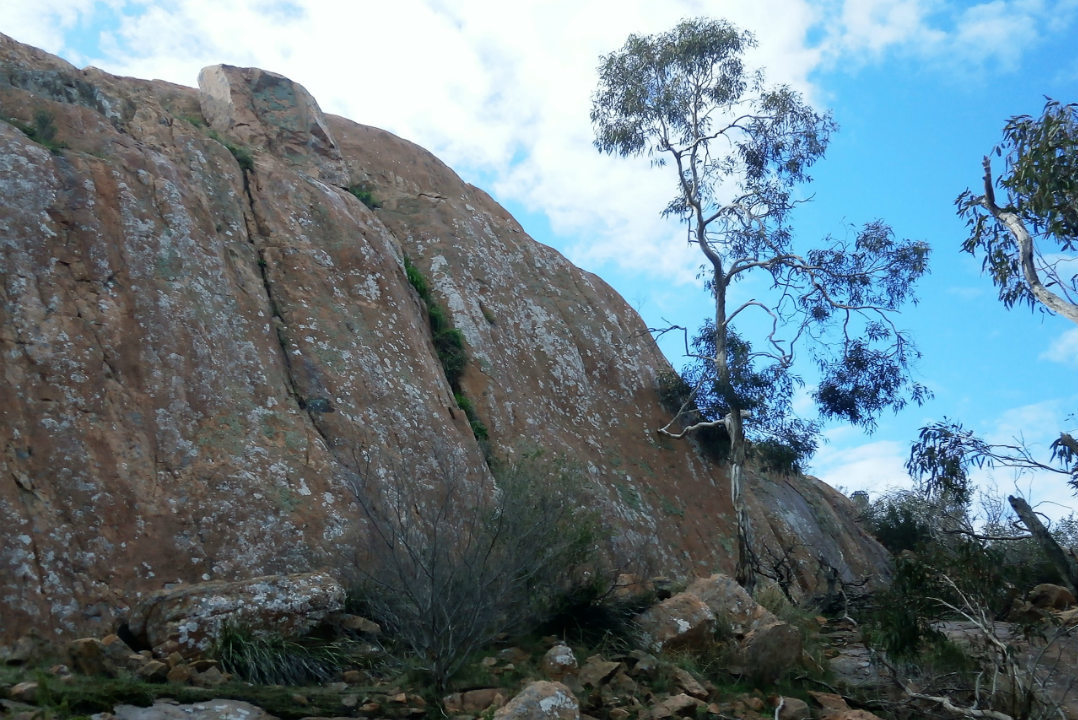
[4, 597, 1077, 720]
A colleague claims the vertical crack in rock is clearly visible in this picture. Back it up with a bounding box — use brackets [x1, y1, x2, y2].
[237, 166, 337, 460]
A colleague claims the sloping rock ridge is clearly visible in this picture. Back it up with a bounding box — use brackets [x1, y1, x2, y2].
[0, 33, 890, 642]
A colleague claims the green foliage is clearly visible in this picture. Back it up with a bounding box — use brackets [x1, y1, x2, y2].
[346, 448, 604, 690]
[907, 419, 1078, 499]
[957, 98, 1077, 313]
[434, 327, 467, 388]
[208, 130, 255, 172]
[12, 109, 67, 154]
[667, 325, 817, 472]
[862, 487, 1074, 684]
[538, 581, 654, 653]
[402, 255, 471, 391]
[454, 392, 489, 442]
[403, 255, 430, 299]
[211, 624, 350, 685]
[348, 184, 382, 209]
[860, 489, 937, 554]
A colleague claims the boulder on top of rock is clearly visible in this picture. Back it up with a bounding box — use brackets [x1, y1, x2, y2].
[685, 574, 769, 636]
[1029, 583, 1076, 610]
[198, 64, 348, 185]
[126, 571, 344, 658]
[635, 592, 716, 653]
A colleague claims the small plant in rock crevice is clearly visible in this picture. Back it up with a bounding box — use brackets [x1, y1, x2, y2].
[10, 109, 67, 154]
[402, 255, 489, 448]
[347, 183, 381, 209]
[207, 129, 255, 172]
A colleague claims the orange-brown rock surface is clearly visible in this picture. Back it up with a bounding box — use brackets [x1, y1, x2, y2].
[0, 32, 889, 643]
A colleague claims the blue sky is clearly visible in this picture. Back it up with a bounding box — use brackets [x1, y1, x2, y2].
[2, 0, 1076, 518]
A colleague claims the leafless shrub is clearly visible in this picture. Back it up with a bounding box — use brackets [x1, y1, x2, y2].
[343, 446, 603, 689]
[881, 574, 1075, 720]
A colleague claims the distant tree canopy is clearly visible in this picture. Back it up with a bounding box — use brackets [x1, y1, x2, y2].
[592, 17, 930, 587]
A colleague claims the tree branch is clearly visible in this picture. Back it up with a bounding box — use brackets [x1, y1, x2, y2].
[981, 156, 1078, 325]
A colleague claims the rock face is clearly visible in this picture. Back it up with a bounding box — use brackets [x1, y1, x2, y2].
[0, 32, 890, 643]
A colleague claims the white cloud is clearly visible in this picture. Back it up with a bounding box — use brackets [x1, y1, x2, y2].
[1040, 328, 1078, 367]
[0, 0, 101, 57]
[809, 433, 913, 498]
[822, 0, 1078, 72]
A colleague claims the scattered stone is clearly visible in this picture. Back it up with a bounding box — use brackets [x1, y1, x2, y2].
[606, 670, 638, 698]
[359, 702, 381, 714]
[541, 644, 578, 680]
[685, 575, 768, 635]
[166, 663, 192, 684]
[190, 666, 226, 687]
[340, 694, 359, 709]
[111, 699, 279, 720]
[635, 593, 716, 653]
[165, 652, 185, 668]
[9, 682, 38, 703]
[1, 631, 48, 665]
[739, 618, 803, 683]
[443, 688, 507, 713]
[776, 696, 810, 720]
[341, 669, 365, 684]
[137, 660, 170, 682]
[670, 667, 706, 698]
[67, 637, 143, 677]
[327, 613, 381, 636]
[498, 647, 531, 664]
[493, 681, 579, 720]
[808, 692, 848, 712]
[1058, 607, 1078, 626]
[650, 693, 704, 719]
[627, 651, 658, 678]
[1006, 600, 1048, 624]
[578, 657, 621, 688]
[807, 691, 885, 720]
[742, 696, 765, 712]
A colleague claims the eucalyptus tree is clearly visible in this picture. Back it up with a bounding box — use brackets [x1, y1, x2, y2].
[909, 99, 1078, 501]
[907, 99, 1078, 591]
[958, 98, 1078, 324]
[592, 18, 930, 588]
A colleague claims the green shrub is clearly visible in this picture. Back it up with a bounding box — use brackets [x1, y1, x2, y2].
[402, 256, 473, 393]
[211, 624, 350, 685]
[208, 130, 254, 172]
[454, 393, 489, 442]
[347, 184, 381, 209]
[11, 109, 67, 154]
